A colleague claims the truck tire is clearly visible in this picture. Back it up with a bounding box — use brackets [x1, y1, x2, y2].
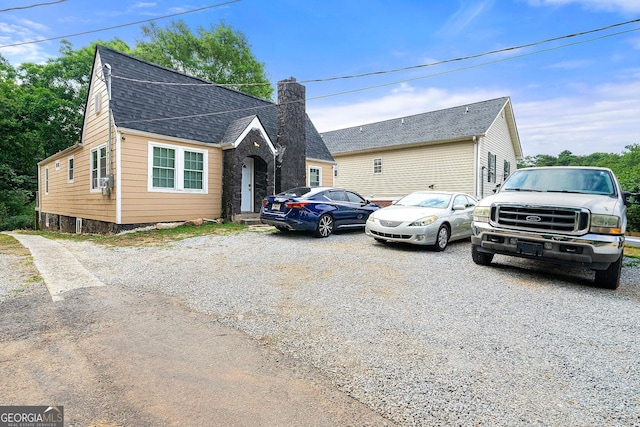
[594, 255, 622, 289]
[471, 244, 494, 266]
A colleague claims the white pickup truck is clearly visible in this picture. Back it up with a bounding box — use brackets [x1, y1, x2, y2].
[471, 166, 639, 289]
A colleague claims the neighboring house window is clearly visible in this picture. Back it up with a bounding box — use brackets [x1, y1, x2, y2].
[309, 167, 321, 187]
[68, 157, 74, 183]
[373, 158, 382, 174]
[504, 160, 511, 180]
[148, 142, 208, 193]
[91, 145, 107, 190]
[488, 152, 496, 183]
[45, 167, 49, 195]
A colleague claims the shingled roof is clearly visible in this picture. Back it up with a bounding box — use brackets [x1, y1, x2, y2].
[95, 45, 333, 162]
[321, 97, 519, 155]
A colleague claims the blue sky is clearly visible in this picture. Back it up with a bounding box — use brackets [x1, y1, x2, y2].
[1, 0, 639, 157]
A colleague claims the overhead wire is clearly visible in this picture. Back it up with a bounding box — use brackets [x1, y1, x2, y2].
[0, 0, 241, 49]
[0, 0, 67, 13]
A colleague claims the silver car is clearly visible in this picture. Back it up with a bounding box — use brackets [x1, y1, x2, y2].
[365, 191, 477, 250]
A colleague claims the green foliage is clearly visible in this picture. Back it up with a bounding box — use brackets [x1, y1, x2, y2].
[134, 20, 272, 100]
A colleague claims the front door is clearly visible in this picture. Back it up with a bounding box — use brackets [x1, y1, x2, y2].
[241, 157, 254, 212]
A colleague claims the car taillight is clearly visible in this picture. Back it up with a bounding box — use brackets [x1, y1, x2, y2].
[285, 201, 310, 209]
[262, 199, 268, 207]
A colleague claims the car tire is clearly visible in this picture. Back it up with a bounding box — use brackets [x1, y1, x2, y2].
[433, 225, 449, 251]
[594, 255, 622, 289]
[315, 214, 334, 238]
[471, 244, 494, 265]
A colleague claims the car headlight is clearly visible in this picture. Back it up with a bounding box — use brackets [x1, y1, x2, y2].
[590, 214, 622, 235]
[473, 206, 491, 222]
[367, 213, 375, 222]
[410, 215, 437, 227]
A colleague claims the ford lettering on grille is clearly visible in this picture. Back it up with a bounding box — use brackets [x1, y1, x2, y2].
[526, 215, 542, 222]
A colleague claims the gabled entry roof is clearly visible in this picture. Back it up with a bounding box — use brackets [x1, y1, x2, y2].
[95, 45, 334, 162]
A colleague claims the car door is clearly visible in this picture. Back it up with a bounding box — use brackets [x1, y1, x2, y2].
[327, 190, 352, 226]
[450, 194, 476, 238]
[345, 191, 375, 225]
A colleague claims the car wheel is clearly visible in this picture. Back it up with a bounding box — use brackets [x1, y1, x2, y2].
[315, 214, 334, 238]
[471, 244, 494, 265]
[594, 255, 622, 289]
[433, 225, 449, 251]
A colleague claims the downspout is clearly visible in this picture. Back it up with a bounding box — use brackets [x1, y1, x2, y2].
[472, 135, 478, 198]
[104, 63, 114, 195]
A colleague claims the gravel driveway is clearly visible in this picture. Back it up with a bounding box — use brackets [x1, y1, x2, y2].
[15, 230, 640, 425]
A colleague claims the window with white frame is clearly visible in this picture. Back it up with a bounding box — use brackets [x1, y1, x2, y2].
[68, 156, 74, 183]
[55, 160, 60, 170]
[91, 145, 107, 190]
[373, 158, 382, 174]
[148, 142, 207, 193]
[309, 167, 321, 187]
[45, 167, 49, 194]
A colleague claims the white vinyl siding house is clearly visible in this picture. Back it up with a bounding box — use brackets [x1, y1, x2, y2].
[322, 97, 522, 203]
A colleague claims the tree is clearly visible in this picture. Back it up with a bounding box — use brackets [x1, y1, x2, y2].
[134, 20, 272, 100]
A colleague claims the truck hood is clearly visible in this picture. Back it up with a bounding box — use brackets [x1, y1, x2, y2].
[481, 191, 622, 215]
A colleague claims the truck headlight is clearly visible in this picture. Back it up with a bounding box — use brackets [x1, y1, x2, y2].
[473, 206, 491, 223]
[410, 215, 437, 227]
[590, 214, 622, 235]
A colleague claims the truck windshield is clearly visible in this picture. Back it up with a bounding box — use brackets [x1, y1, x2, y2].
[502, 169, 615, 195]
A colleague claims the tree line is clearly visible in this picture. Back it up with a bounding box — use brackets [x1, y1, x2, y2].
[519, 146, 640, 231]
[0, 20, 271, 230]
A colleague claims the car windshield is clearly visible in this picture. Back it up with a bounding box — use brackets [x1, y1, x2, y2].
[396, 193, 451, 208]
[502, 169, 615, 195]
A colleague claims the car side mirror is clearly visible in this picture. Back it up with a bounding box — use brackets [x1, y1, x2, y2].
[453, 204, 466, 211]
[623, 191, 640, 206]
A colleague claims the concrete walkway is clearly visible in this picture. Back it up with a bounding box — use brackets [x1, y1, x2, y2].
[8, 233, 104, 301]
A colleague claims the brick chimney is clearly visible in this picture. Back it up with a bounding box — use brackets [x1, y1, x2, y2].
[276, 77, 306, 193]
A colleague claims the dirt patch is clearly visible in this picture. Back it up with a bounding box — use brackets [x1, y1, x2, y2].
[0, 283, 392, 426]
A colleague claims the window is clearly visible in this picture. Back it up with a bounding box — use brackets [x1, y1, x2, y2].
[373, 158, 382, 174]
[45, 167, 49, 195]
[55, 160, 60, 170]
[346, 191, 365, 204]
[504, 160, 511, 180]
[91, 145, 107, 190]
[68, 157, 74, 183]
[488, 152, 496, 183]
[148, 142, 207, 193]
[94, 92, 102, 114]
[309, 167, 321, 187]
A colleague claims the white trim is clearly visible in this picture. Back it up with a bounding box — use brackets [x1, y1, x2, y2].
[119, 127, 221, 148]
[226, 117, 276, 154]
[147, 141, 208, 194]
[308, 166, 322, 187]
[67, 156, 75, 183]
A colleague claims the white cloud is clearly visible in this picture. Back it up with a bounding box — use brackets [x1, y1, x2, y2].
[440, 0, 495, 36]
[528, 0, 640, 13]
[309, 80, 639, 157]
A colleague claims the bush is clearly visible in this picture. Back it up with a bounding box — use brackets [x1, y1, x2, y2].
[0, 214, 35, 231]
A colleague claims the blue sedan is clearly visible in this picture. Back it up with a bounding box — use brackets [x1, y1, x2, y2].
[260, 187, 380, 237]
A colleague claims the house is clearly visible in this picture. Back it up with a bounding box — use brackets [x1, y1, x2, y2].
[37, 45, 335, 233]
[321, 97, 522, 203]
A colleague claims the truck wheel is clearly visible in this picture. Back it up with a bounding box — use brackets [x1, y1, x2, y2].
[594, 255, 622, 289]
[472, 244, 494, 266]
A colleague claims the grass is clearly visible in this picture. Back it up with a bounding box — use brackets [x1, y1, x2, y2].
[624, 245, 640, 259]
[9, 221, 265, 247]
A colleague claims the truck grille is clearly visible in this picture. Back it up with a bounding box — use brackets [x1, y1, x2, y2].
[492, 205, 589, 233]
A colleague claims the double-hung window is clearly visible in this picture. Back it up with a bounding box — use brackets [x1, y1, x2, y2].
[148, 142, 207, 193]
[373, 158, 382, 174]
[488, 152, 496, 183]
[309, 167, 321, 187]
[91, 145, 107, 190]
[68, 157, 74, 183]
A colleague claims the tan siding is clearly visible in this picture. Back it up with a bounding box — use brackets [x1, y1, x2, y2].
[478, 108, 518, 198]
[305, 160, 334, 187]
[334, 141, 475, 199]
[39, 53, 116, 223]
[119, 134, 222, 223]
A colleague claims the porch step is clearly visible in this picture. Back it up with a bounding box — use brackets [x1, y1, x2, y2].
[237, 213, 262, 226]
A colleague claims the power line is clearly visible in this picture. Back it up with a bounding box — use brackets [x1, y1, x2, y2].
[0, 0, 241, 49]
[0, 0, 67, 13]
[299, 17, 640, 84]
